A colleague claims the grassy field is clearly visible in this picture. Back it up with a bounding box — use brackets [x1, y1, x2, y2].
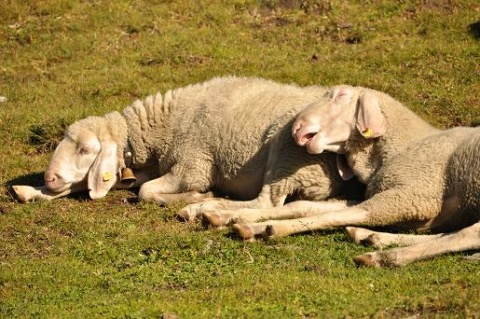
[1, 0, 480, 317]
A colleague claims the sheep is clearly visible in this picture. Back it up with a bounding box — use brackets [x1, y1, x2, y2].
[11, 76, 364, 219]
[223, 85, 480, 267]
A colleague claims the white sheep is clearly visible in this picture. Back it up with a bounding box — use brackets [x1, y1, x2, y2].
[224, 85, 480, 266]
[11, 77, 364, 218]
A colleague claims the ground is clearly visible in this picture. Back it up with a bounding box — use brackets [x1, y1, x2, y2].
[1, 0, 480, 317]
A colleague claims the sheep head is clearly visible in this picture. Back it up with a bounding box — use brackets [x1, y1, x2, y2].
[44, 112, 128, 199]
[292, 86, 387, 155]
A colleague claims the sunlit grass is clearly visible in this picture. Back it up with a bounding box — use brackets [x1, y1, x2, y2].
[1, 0, 480, 317]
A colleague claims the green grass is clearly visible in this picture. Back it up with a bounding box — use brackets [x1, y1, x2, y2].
[1, 0, 480, 317]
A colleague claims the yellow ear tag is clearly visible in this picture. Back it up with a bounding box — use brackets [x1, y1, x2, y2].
[362, 127, 373, 139]
[102, 172, 112, 182]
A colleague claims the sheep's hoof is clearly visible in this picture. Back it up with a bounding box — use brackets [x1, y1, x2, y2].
[353, 252, 394, 268]
[9, 185, 31, 203]
[232, 223, 255, 241]
[265, 225, 275, 238]
[346, 227, 383, 249]
[203, 211, 228, 227]
[361, 234, 384, 249]
[346, 226, 372, 243]
[345, 226, 360, 242]
[353, 253, 382, 267]
[176, 207, 196, 222]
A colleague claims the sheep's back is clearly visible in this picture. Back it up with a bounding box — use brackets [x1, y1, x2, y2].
[166, 77, 328, 181]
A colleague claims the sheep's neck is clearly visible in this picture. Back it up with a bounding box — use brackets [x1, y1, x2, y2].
[122, 92, 174, 170]
[127, 124, 170, 169]
[346, 100, 440, 184]
[344, 135, 382, 184]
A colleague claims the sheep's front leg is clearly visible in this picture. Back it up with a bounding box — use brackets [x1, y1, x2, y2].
[10, 184, 84, 203]
[353, 221, 480, 267]
[177, 184, 285, 221]
[203, 200, 355, 228]
[177, 197, 277, 222]
[178, 185, 287, 221]
[138, 172, 213, 205]
[346, 227, 444, 249]
[465, 253, 480, 261]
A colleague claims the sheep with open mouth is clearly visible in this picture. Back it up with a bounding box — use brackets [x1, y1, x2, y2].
[224, 85, 480, 267]
[12, 77, 364, 221]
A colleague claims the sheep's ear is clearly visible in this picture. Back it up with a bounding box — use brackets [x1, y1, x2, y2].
[88, 140, 118, 199]
[356, 91, 387, 139]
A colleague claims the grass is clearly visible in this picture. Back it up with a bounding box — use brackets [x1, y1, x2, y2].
[1, 0, 480, 317]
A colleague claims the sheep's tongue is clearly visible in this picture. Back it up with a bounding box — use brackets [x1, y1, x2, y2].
[336, 155, 354, 181]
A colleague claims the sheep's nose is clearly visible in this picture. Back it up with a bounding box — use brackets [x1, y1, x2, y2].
[44, 172, 60, 185]
[292, 121, 306, 143]
[297, 131, 317, 146]
[292, 121, 302, 136]
[292, 121, 319, 147]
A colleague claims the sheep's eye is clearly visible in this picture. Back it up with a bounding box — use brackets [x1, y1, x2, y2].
[78, 147, 90, 155]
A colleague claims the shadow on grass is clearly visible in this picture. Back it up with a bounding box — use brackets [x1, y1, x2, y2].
[220, 225, 344, 242]
[468, 21, 480, 39]
[5, 172, 89, 202]
[7, 171, 45, 186]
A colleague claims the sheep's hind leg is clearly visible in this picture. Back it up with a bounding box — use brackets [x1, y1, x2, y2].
[232, 201, 363, 240]
[346, 227, 444, 249]
[205, 200, 355, 228]
[353, 221, 480, 267]
[150, 191, 215, 206]
[233, 188, 440, 240]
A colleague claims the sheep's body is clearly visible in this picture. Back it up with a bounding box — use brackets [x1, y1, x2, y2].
[135, 77, 331, 202]
[360, 127, 479, 231]
[227, 86, 480, 266]
[12, 77, 364, 217]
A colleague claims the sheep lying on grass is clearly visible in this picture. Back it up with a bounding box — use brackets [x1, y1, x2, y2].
[12, 77, 364, 220]
[223, 85, 480, 267]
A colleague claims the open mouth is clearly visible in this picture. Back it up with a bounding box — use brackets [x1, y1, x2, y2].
[304, 137, 346, 155]
[303, 132, 316, 144]
[295, 129, 319, 147]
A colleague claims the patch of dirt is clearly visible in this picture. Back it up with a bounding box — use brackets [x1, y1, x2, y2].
[468, 21, 480, 40]
[28, 119, 70, 154]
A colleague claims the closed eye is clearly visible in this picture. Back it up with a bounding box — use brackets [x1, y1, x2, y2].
[78, 147, 91, 155]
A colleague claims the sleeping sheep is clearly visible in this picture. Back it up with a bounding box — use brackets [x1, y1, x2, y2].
[11, 76, 364, 220]
[221, 85, 480, 266]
